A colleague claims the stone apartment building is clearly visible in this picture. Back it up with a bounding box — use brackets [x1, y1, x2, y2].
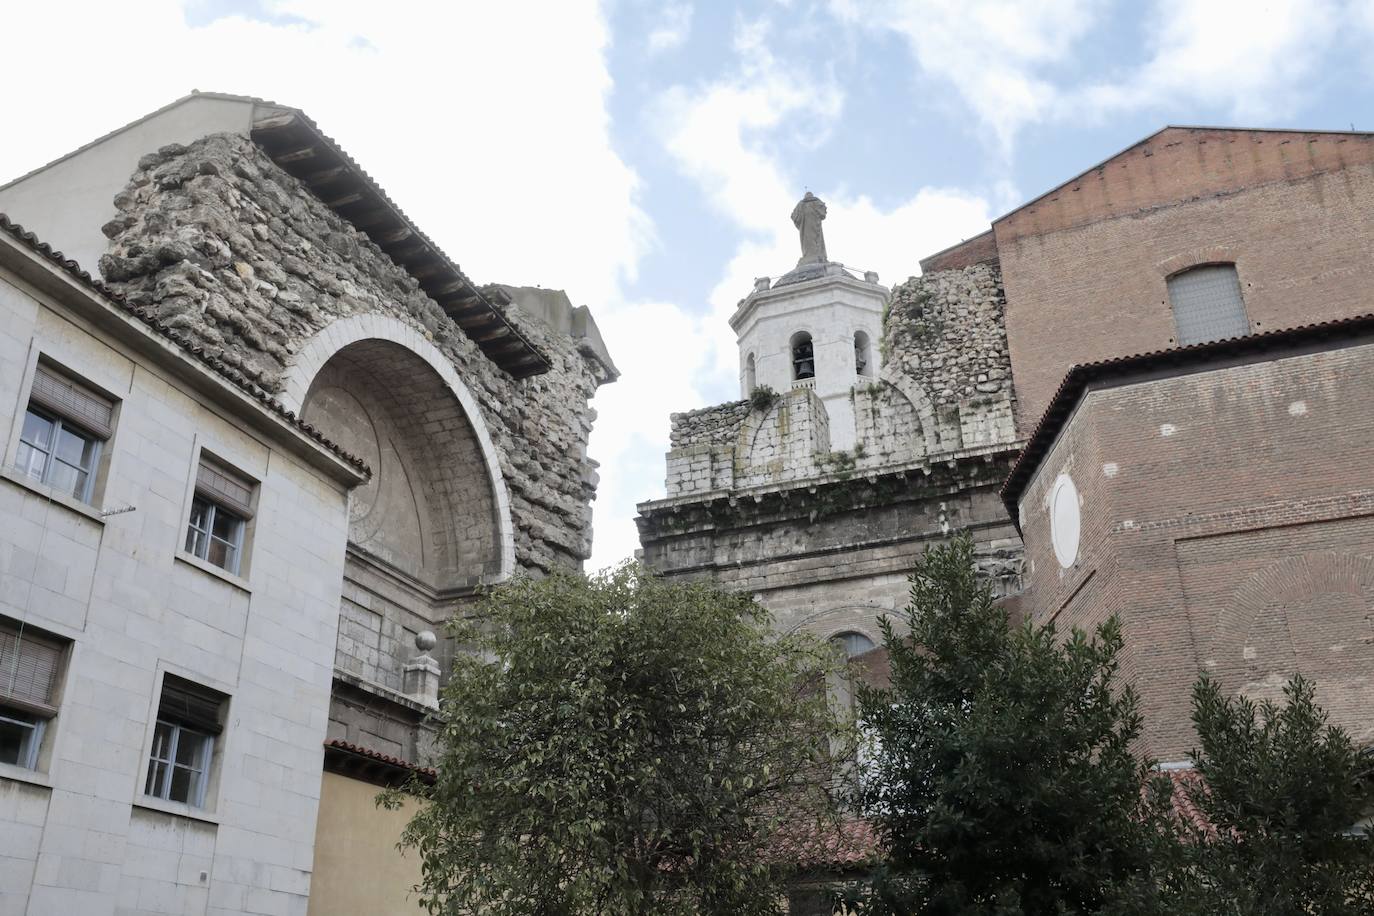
[641, 125, 1374, 766]
[0, 92, 615, 916]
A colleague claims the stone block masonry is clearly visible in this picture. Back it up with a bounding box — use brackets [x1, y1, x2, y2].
[642, 261, 1024, 645]
[98, 134, 612, 574]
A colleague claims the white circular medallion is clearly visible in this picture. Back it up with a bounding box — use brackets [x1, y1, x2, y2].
[1049, 473, 1081, 569]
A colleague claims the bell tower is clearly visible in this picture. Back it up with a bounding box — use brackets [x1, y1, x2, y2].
[728, 193, 888, 450]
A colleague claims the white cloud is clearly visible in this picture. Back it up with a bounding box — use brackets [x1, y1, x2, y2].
[837, 0, 1362, 152]
[647, 2, 693, 53]
[0, 0, 677, 571]
[831, 0, 1101, 154]
[654, 15, 994, 370]
[1074, 0, 1341, 122]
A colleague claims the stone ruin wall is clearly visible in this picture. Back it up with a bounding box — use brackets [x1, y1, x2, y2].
[662, 263, 1018, 500]
[97, 133, 609, 575]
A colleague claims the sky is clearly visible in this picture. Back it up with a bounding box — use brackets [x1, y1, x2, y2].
[1, 0, 1372, 571]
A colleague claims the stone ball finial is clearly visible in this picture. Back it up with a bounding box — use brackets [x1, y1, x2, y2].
[415, 630, 438, 652]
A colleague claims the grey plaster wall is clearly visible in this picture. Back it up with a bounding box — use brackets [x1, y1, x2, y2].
[0, 94, 255, 273]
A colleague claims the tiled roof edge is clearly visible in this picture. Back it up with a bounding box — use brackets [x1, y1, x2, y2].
[1000, 313, 1374, 520]
[0, 213, 371, 479]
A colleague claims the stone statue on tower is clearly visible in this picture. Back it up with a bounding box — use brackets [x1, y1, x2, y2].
[791, 192, 828, 266]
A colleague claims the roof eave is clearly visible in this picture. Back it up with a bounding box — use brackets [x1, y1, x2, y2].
[248, 106, 551, 379]
[0, 216, 371, 488]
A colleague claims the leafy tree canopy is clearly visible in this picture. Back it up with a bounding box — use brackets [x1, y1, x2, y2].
[848, 535, 1171, 914]
[390, 564, 845, 916]
[1171, 674, 1374, 915]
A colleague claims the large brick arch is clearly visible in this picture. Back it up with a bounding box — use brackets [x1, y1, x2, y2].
[281, 314, 515, 582]
[1209, 551, 1374, 720]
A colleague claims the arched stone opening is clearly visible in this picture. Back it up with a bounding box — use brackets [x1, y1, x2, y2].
[300, 337, 505, 591]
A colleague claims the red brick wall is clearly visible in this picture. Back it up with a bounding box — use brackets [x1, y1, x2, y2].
[919, 229, 999, 273]
[1016, 340, 1374, 758]
[996, 128, 1374, 432]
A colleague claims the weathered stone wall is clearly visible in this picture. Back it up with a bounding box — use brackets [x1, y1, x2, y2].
[881, 263, 1015, 450]
[660, 264, 1017, 500]
[669, 398, 752, 448]
[98, 133, 610, 574]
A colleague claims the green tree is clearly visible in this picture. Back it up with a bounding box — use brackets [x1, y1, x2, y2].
[389, 564, 846, 916]
[848, 535, 1171, 914]
[1170, 674, 1374, 915]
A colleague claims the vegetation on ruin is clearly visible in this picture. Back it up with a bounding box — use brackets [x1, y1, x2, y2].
[843, 535, 1173, 914]
[386, 564, 847, 916]
[749, 383, 780, 411]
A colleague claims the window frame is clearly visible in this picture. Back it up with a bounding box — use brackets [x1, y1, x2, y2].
[144, 719, 214, 808]
[183, 454, 257, 578]
[184, 494, 246, 575]
[0, 617, 69, 773]
[15, 405, 103, 504]
[143, 674, 227, 811]
[0, 708, 46, 770]
[1166, 262, 1251, 347]
[10, 361, 117, 507]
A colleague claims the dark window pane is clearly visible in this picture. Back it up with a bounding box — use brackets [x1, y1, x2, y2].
[206, 537, 231, 570]
[0, 716, 32, 766]
[150, 721, 172, 761]
[210, 508, 240, 543]
[168, 765, 195, 803]
[145, 758, 166, 796]
[185, 526, 205, 558]
[188, 497, 210, 531]
[174, 731, 204, 769]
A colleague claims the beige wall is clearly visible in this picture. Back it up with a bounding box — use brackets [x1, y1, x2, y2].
[308, 772, 426, 916]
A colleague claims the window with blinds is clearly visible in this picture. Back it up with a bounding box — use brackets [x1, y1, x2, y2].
[1167, 264, 1251, 346]
[29, 364, 114, 438]
[146, 675, 225, 807]
[17, 363, 116, 504]
[186, 456, 256, 575]
[0, 618, 67, 770]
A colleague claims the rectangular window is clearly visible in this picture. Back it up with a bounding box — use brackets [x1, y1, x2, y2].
[0, 618, 66, 771]
[1168, 264, 1250, 346]
[145, 676, 224, 808]
[184, 458, 254, 575]
[15, 364, 113, 504]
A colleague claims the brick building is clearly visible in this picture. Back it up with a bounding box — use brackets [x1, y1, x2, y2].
[980, 126, 1374, 760]
[644, 126, 1374, 772]
[0, 92, 615, 916]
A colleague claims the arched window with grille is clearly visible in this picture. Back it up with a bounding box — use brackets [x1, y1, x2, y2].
[830, 631, 876, 659]
[1167, 263, 1250, 346]
[790, 332, 815, 381]
[854, 330, 872, 377]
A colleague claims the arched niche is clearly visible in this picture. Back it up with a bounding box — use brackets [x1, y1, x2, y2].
[284, 315, 515, 588]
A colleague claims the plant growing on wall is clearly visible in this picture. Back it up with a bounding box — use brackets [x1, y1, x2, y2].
[1165, 674, 1374, 914]
[845, 535, 1174, 914]
[387, 565, 847, 916]
[750, 383, 780, 411]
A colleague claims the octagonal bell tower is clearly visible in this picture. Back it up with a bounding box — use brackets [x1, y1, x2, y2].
[729, 192, 888, 450]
